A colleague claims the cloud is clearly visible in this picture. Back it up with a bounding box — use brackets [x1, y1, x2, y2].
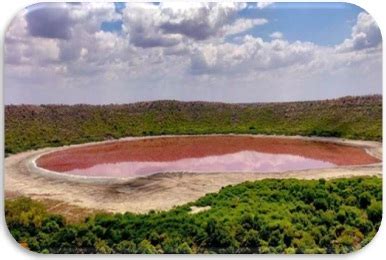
[26, 3, 72, 39]
[270, 31, 283, 39]
[4, 3, 382, 104]
[190, 36, 317, 75]
[68, 2, 121, 33]
[162, 44, 190, 56]
[159, 3, 247, 40]
[25, 2, 120, 40]
[121, 3, 182, 48]
[6, 3, 129, 83]
[122, 2, 250, 48]
[257, 2, 274, 9]
[337, 12, 382, 52]
[222, 18, 268, 36]
[5, 11, 60, 65]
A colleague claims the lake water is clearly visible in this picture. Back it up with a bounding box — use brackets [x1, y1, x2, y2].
[63, 150, 335, 178]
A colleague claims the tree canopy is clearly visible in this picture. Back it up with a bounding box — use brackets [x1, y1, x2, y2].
[5, 177, 382, 254]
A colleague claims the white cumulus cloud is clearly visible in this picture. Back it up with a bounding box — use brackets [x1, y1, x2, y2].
[337, 12, 382, 52]
[3, 4, 382, 104]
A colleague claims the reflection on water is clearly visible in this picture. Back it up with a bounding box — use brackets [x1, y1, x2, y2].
[62, 151, 336, 178]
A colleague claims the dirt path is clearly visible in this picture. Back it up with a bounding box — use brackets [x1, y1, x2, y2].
[4, 135, 382, 215]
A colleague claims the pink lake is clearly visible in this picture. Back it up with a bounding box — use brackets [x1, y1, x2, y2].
[62, 150, 336, 178]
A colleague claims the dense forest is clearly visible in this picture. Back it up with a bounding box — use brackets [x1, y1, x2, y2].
[5, 95, 382, 155]
[6, 177, 382, 254]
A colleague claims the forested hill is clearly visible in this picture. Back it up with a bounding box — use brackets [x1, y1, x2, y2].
[5, 95, 382, 154]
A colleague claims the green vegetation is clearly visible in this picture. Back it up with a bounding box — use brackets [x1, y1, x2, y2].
[5, 95, 382, 254]
[6, 177, 382, 254]
[5, 95, 382, 155]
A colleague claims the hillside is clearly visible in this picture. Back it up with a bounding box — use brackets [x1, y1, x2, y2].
[6, 177, 382, 254]
[5, 95, 382, 154]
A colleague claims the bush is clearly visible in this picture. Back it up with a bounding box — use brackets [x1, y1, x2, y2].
[137, 240, 157, 254]
[5, 177, 382, 254]
[359, 192, 372, 209]
[177, 242, 193, 254]
[114, 240, 137, 254]
[5, 96, 382, 154]
[314, 198, 328, 211]
[367, 201, 382, 223]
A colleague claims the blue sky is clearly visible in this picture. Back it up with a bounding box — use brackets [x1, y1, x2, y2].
[4, 2, 382, 104]
[242, 2, 363, 45]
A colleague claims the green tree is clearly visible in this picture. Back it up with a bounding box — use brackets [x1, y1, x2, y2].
[242, 229, 260, 251]
[177, 242, 193, 254]
[314, 198, 328, 211]
[95, 239, 112, 254]
[114, 240, 137, 254]
[358, 192, 372, 209]
[206, 219, 236, 249]
[137, 239, 157, 254]
[367, 201, 382, 223]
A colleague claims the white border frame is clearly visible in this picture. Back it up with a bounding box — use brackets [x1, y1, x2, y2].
[0, 1, 384, 259]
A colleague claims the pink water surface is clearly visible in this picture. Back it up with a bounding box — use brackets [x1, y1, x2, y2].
[62, 151, 335, 178]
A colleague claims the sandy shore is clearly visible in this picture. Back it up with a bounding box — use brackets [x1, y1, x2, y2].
[4, 134, 382, 215]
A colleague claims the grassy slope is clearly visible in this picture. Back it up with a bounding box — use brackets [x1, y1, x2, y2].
[4, 95, 382, 154]
[6, 177, 382, 254]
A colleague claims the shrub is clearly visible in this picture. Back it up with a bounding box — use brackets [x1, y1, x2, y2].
[358, 192, 372, 209]
[4, 177, 382, 254]
[367, 201, 382, 223]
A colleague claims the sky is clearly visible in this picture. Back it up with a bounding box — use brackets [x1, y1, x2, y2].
[4, 2, 382, 104]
